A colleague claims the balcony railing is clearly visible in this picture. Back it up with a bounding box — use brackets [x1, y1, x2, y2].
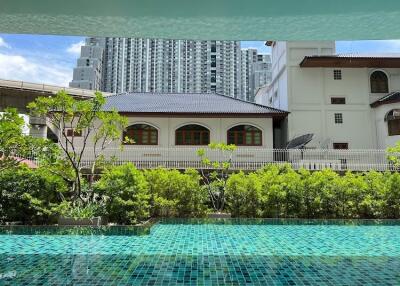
[79, 147, 397, 171]
[13, 147, 400, 171]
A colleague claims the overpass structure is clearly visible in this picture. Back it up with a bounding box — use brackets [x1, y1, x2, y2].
[0, 79, 112, 138]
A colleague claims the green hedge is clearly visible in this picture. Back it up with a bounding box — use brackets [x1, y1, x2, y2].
[0, 166, 67, 224]
[1, 163, 400, 224]
[144, 168, 208, 218]
[226, 165, 400, 219]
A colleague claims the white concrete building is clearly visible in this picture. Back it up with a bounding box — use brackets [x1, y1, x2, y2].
[255, 41, 400, 149]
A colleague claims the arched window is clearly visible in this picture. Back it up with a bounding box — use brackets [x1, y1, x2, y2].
[386, 110, 400, 136]
[175, 124, 210, 145]
[227, 125, 262, 146]
[123, 124, 158, 145]
[370, 71, 389, 93]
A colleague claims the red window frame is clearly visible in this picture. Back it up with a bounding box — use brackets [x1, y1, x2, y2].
[123, 125, 158, 145]
[227, 126, 262, 146]
[175, 126, 210, 146]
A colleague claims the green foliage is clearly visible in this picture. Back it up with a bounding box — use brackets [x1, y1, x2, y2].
[60, 202, 103, 219]
[387, 141, 400, 167]
[226, 172, 261, 217]
[224, 165, 400, 219]
[144, 168, 208, 217]
[0, 166, 67, 224]
[95, 163, 150, 224]
[28, 91, 128, 200]
[197, 142, 237, 212]
[383, 172, 400, 218]
[0, 108, 52, 171]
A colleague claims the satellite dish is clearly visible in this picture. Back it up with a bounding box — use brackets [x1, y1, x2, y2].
[286, 134, 314, 149]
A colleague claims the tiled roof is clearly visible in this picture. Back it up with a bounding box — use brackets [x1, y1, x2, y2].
[300, 53, 400, 68]
[309, 53, 400, 59]
[371, 92, 400, 107]
[103, 92, 287, 116]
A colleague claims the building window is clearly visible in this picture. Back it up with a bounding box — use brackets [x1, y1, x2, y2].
[123, 124, 158, 145]
[65, 128, 82, 137]
[386, 109, 400, 136]
[211, 70, 216, 83]
[370, 70, 389, 93]
[227, 125, 262, 146]
[211, 55, 216, 68]
[211, 42, 216, 53]
[331, 97, 346, 104]
[334, 113, 343, 124]
[333, 143, 349, 150]
[176, 124, 210, 145]
[333, 70, 342, 80]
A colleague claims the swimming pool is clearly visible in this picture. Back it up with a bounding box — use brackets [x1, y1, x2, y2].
[1, 219, 399, 285]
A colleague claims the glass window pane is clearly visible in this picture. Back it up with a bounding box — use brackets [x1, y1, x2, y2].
[245, 133, 253, 145]
[202, 132, 210, 145]
[193, 132, 201, 144]
[176, 131, 183, 145]
[227, 133, 235, 145]
[254, 133, 262, 145]
[236, 132, 244, 145]
[150, 131, 157, 144]
[142, 132, 149, 144]
[185, 132, 192, 144]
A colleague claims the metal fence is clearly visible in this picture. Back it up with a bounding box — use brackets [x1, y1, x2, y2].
[14, 147, 400, 171]
[75, 147, 399, 171]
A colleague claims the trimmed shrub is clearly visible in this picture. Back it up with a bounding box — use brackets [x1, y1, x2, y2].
[144, 168, 208, 217]
[226, 172, 261, 217]
[95, 163, 150, 224]
[0, 166, 67, 224]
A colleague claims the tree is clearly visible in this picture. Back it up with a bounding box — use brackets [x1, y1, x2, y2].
[0, 108, 51, 172]
[28, 91, 128, 201]
[197, 142, 237, 213]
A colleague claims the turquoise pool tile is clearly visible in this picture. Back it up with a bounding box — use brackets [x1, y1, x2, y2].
[0, 219, 399, 285]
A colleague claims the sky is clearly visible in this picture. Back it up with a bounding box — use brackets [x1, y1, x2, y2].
[1, 34, 400, 87]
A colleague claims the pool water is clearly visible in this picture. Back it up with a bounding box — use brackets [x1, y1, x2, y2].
[0, 219, 399, 285]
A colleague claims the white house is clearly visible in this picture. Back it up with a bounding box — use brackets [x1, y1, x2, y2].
[99, 92, 286, 148]
[59, 92, 289, 169]
[256, 41, 400, 149]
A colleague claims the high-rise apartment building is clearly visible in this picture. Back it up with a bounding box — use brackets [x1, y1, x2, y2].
[70, 38, 271, 101]
[241, 49, 272, 102]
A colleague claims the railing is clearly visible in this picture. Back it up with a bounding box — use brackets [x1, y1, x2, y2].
[14, 147, 399, 171]
[80, 147, 397, 171]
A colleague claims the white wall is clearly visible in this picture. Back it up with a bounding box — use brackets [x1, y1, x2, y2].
[265, 41, 396, 149]
[64, 116, 274, 149]
[374, 104, 400, 149]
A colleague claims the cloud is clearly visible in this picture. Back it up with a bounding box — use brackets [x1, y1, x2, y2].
[0, 37, 10, 49]
[0, 53, 72, 86]
[66, 40, 84, 55]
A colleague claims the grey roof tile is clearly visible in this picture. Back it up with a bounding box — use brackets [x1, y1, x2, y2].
[103, 92, 287, 115]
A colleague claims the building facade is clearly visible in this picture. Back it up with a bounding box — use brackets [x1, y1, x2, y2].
[70, 38, 243, 98]
[70, 38, 271, 101]
[255, 41, 400, 149]
[241, 49, 272, 102]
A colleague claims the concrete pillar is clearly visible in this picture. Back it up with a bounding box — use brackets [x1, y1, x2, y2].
[29, 116, 47, 138]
